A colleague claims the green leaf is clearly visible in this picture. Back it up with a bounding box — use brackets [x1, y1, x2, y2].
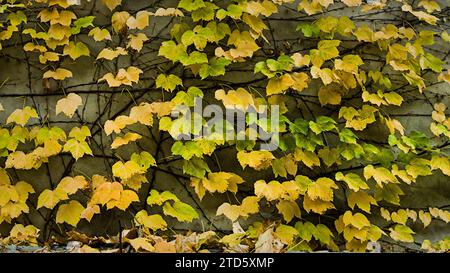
[309, 116, 337, 134]
[183, 157, 211, 178]
[420, 53, 443, 73]
[156, 74, 183, 92]
[158, 41, 187, 63]
[147, 190, 179, 206]
[199, 57, 231, 79]
[178, 0, 206, 12]
[335, 172, 368, 191]
[163, 201, 199, 222]
[131, 151, 156, 170]
[71, 16, 95, 34]
[296, 23, 320, 38]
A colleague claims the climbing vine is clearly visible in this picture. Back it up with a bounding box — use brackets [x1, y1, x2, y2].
[0, 0, 449, 252]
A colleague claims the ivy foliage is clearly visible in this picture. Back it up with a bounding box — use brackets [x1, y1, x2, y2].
[0, 0, 449, 252]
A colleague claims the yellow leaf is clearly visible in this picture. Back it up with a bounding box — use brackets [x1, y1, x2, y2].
[101, 0, 122, 11]
[47, 24, 71, 40]
[52, 10, 77, 26]
[112, 161, 142, 180]
[418, 0, 441, 13]
[99, 67, 143, 87]
[134, 210, 167, 231]
[276, 200, 301, 222]
[111, 132, 142, 149]
[354, 25, 374, 42]
[334, 55, 363, 74]
[342, 211, 371, 230]
[216, 196, 259, 222]
[43, 68, 73, 81]
[216, 203, 241, 222]
[63, 139, 93, 160]
[90, 182, 123, 206]
[215, 88, 255, 110]
[88, 27, 112, 42]
[80, 204, 100, 222]
[126, 11, 151, 30]
[39, 52, 60, 64]
[129, 103, 154, 126]
[274, 224, 298, 245]
[56, 176, 88, 195]
[0, 185, 18, 206]
[63, 41, 90, 60]
[254, 180, 284, 201]
[127, 33, 149, 51]
[112, 11, 130, 32]
[37, 8, 60, 23]
[96, 47, 127, 60]
[291, 53, 310, 67]
[37, 188, 68, 209]
[128, 237, 155, 252]
[307, 177, 338, 202]
[391, 209, 408, 225]
[389, 224, 415, 243]
[318, 84, 344, 106]
[104, 115, 135, 135]
[237, 150, 274, 170]
[298, 0, 324, 15]
[14, 181, 35, 202]
[77, 245, 101, 253]
[363, 165, 399, 186]
[23, 43, 47, 53]
[303, 195, 335, 214]
[266, 74, 295, 96]
[106, 189, 139, 210]
[341, 0, 362, 7]
[122, 174, 148, 191]
[153, 7, 185, 17]
[294, 148, 320, 169]
[201, 172, 244, 194]
[347, 191, 377, 213]
[430, 155, 450, 176]
[6, 106, 38, 126]
[419, 211, 431, 227]
[56, 93, 82, 118]
[56, 200, 85, 226]
[402, 4, 439, 25]
[290, 72, 310, 92]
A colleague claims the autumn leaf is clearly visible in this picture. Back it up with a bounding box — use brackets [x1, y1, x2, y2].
[43, 68, 73, 81]
[237, 150, 274, 170]
[276, 200, 301, 222]
[112, 11, 130, 32]
[126, 11, 151, 30]
[37, 188, 68, 209]
[135, 210, 167, 231]
[56, 200, 85, 226]
[56, 176, 88, 195]
[111, 132, 142, 149]
[96, 47, 127, 60]
[6, 107, 38, 126]
[127, 33, 149, 51]
[89, 27, 112, 41]
[101, 0, 122, 11]
[63, 41, 90, 60]
[156, 74, 183, 92]
[63, 139, 93, 160]
[56, 93, 82, 118]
